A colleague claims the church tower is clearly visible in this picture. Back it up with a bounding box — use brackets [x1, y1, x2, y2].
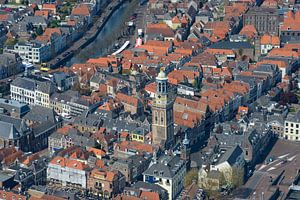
[181, 132, 191, 169]
[152, 68, 174, 149]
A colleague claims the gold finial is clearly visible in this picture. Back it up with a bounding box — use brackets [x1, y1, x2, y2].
[160, 67, 165, 72]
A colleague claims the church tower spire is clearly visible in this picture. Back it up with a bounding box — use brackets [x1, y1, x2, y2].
[152, 68, 174, 149]
[181, 132, 191, 169]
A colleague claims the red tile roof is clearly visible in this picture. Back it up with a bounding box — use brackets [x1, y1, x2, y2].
[174, 110, 203, 128]
[172, 16, 181, 24]
[168, 69, 199, 85]
[140, 191, 160, 200]
[88, 147, 106, 157]
[240, 24, 258, 39]
[144, 82, 156, 94]
[50, 156, 88, 170]
[90, 168, 118, 182]
[146, 23, 174, 38]
[260, 33, 280, 46]
[0, 14, 9, 21]
[71, 4, 90, 16]
[116, 92, 140, 107]
[281, 10, 300, 31]
[34, 10, 49, 18]
[238, 106, 249, 114]
[115, 141, 154, 154]
[42, 3, 56, 10]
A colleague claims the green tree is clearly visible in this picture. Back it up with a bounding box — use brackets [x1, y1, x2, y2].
[31, 33, 37, 39]
[94, 141, 102, 150]
[238, 48, 244, 57]
[60, 5, 71, 14]
[71, 81, 81, 91]
[232, 166, 244, 188]
[184, 169, 198, 187]
[33, 5, 39, 12]
[36, 25, 43, 35]
[49, 20, 60, 28]
[192, 76, 202, 89]
[5, 38, 18, 46]
[219, 172, 227, 187]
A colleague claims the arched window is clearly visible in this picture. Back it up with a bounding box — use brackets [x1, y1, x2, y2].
[160, 112, 164, 124]
[158, 82, 161, 93]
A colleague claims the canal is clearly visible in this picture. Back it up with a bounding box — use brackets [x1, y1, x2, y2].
[66, 0, 137, 67]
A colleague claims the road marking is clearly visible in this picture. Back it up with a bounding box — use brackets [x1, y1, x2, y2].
[267, 167, 276, 171]
[288, 155, 297, 161]
[258, 165, 266, 170]
[278, 153, 289, 159]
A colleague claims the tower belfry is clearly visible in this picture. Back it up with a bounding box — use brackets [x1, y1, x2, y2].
[152, 68, 174, 149]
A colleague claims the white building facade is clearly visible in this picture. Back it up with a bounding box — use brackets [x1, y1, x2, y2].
[12, 42, 51, 64]
[284, 111, 300, 141]
[143, 155, 186, 200]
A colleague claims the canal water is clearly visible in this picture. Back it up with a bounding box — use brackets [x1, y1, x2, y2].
[66, 1, 130, 67]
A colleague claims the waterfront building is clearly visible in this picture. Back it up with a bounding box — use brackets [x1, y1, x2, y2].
[11, 41, 51, 64]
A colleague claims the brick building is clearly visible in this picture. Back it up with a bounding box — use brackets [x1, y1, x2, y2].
[87, 168, 125, 199]
[243, 7, 279, 35]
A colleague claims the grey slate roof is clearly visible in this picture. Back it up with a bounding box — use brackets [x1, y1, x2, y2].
[217, 145, 243, 166]
[0, 121, 20, 139]
[0, 53, 19, 66]
[10, 165, 34, 183]
[214, 133, 244, 149]
[23, 16, 48, 26]
[0, 98, 29, 116]
[51, 90, 79, 102]
[0, 114, 29, 139]
[50, 128, 95, 148]
[246, 7, 278, 14]
[98, 111, 150, 133]
[73, 114, 102, 127]
[210, 41, 253, 50]
[23, 105, 57, 124]
[0, 171, 14, 182]
[90, 74, 102, 84]
[36, 81, 56, 94]
[0, 114, 29, 133]
[113, 155, 147, 168]
[286, 110, 300, 123]
[143, 155, 185, 179]
[28, 0, 42, 4]
[132, 181, 168, 196]
[11, 76, 56, 94]
[235, 75, 258, 87]
[32, 120, 56, 137]
[11, 77, 35, 91]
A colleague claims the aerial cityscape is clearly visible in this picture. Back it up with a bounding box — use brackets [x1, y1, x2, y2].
[0, 0, 299, 199]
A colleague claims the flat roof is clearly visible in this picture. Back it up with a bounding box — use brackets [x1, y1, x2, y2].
[0, 98, 27, 108]
[0, 171, 13, 182]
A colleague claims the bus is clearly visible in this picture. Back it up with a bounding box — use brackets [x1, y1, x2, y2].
[40, 67, 50, 72]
